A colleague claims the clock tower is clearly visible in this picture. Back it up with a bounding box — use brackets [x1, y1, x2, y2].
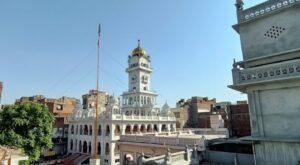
[122, 40, 158, 116]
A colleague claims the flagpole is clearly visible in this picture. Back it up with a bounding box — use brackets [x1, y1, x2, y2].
[92, 24, 101, 159]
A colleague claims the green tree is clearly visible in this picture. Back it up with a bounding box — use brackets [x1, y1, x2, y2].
[0, 102, 54, 161]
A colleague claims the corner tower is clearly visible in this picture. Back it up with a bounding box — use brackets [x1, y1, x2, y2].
[122, 40, 158, 116]
[230, 0, 300, 164]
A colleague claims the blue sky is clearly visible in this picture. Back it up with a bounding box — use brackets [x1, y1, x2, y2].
[0, 0, 265, 106]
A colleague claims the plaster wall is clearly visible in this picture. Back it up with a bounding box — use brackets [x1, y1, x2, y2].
[239, 5, 300, 61]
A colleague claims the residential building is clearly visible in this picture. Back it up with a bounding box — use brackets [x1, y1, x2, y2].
[171, 99, 189, 129]
[230, 0, 300, 164]
[67, 41, 176, 165]
[15, 95, 80, 156]
[188, 97, 216, 128]
[227, 102, 250, 138]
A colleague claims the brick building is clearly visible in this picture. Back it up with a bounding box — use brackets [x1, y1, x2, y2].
[171, 99, 189, 129]
[82, 89, 109, 110]
[227, 102, 251, 138]
[16, 95, 80, 156]
[188, 97, 216, 128]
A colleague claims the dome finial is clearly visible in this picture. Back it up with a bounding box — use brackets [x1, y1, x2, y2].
[138, 39, 141, 47]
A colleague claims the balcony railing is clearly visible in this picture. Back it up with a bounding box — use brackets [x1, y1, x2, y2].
[232, 59, 300, 86]
[238, 0, 300, 23]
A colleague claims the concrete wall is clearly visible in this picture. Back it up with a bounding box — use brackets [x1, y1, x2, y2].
[239, 5, 300, 61]
[207, 150, 254, 165]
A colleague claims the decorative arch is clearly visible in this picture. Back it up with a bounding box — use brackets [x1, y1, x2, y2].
[140, 124, 146, 133]
[105, 143, 110, 155]
[115, 125, 121, 136]
[106, 125, 110, 136]
[125, 125, 132, 134]
[147, 124, 152, 132]
[133, 124, 139, 134]
[154, 124, 158, 132]
[84, 125, 88, 135]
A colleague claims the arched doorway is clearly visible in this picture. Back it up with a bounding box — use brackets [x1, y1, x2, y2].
[83, 141, 87, 153]
[97, 142, 101, 155]
[125, 125, 131, 134]
[106, 125, 110, 136]
[147, 124, 152, 132]
[161, 124, 167, 132]
[105, 143, 110, 155]
[140, 124, 146, 133]
[115, 125, 121, 136]
[84, 125, 88, 135]
[133, 124, 139, 134]
[154, 125, 158, 132]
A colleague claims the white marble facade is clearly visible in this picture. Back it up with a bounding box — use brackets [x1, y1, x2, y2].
[67, 41, 176, 165]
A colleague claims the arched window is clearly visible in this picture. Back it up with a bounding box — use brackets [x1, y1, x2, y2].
[147, 124, 152, 132]
[89, 125, 93, 135]
[133, 124, 139, 134]
[80, 125, 83, 135]
[84, 125, 88, 135]
[71, 125, 74, 134]
[161, 124, 167, 132]
[115, 125, 121, 136]
[75, 125, 78, 134]
[97, 142, 101, 155]
[106, 125, 110, 136]
[98, 125, 102, 135]
[125, 125, 131, 134]
[83, 141, 87, 153]
[70, 139, 73, 150]
[105, 143, 110, 155]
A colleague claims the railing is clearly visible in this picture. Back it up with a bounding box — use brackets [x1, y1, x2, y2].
[232, 59, 300, 86]
[239, 0, 300, 23]
[120, 134, 204, 147]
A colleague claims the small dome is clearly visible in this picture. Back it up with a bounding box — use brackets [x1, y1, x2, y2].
[131, 39, 147, 56]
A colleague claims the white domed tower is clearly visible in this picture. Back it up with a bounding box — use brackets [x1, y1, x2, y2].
[122, 40, 158, 116]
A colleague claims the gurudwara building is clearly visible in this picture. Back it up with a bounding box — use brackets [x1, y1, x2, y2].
[230, 0, 300, 164]
[67, 41, 176, 165]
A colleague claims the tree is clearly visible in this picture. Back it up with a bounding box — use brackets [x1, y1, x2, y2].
[0, 102, 54, 161]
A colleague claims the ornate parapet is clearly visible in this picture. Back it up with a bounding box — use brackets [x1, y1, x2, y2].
[237, 0, 300, 23]
[230, 58, 300, 91]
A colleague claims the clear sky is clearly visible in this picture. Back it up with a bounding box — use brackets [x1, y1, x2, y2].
[0, 0, 265, 107]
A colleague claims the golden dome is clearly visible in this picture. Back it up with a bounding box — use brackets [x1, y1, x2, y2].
[131, 39, 147, 56]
